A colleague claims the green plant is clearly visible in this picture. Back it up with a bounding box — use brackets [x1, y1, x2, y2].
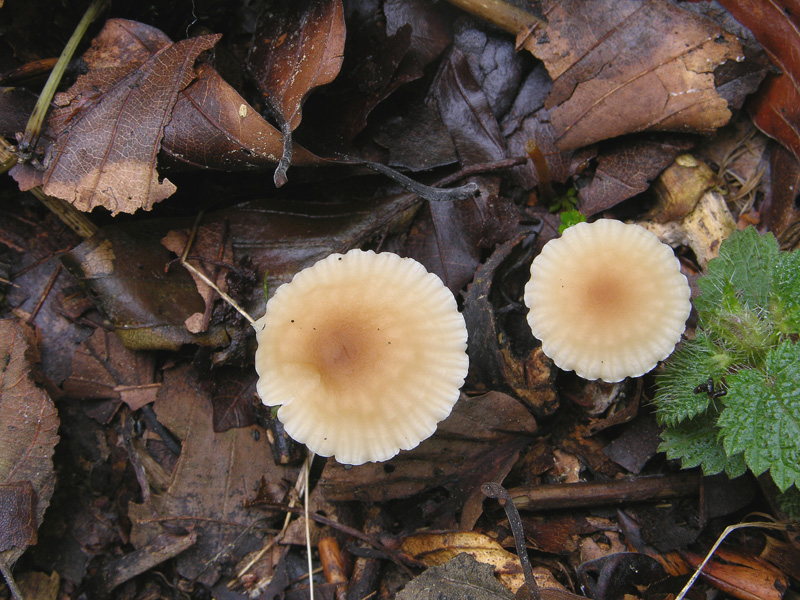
[654, 227, 800, 494]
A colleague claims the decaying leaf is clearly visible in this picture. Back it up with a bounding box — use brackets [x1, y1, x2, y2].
[319, 392, 538, 529]
[402, 531, 565, 594]
[396, 552, 512, 600]
[162, 63, 323, 171]
[17, 22, 220, 214]
[61, 327, 159, 415]
[0, 320, 59, 567]
[463, 233, 559, 417]
[128, 364, 294, 586]
[61, 227, 228, 351]
[161, 222, 235, 335]
[520, 0, 746, 150]
[717, 0, 800, 164]
[577, 136, 696, 217]
[248, 0, 345, 132]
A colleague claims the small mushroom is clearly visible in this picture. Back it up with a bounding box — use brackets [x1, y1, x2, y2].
[523, 219, 691, 382]
[254, 249, 469, 465]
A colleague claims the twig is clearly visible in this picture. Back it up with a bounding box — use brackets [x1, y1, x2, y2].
[442, 0, 546, 35]
[27, 263, 61, 324]
[674, 520, 786, 600]
[0, 561, 25, 600]
[482, 482, 540, 600]
[304, 451, 315, 600]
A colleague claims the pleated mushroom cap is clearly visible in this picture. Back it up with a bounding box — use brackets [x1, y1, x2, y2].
[254, 249, 469, 465]
[524, 219, 691, 382]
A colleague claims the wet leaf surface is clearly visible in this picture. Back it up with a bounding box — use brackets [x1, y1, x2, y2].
[128, 364, 294, 585]
[247, 0, 345, 132]
[0, 320, 59, 566]
[396, 552, 512, 600]
[717, 0, 800, 163]
[521, 0, 751, 150]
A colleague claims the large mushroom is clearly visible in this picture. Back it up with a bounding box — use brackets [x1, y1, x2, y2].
[524, 219, 691, 382]
[254, 249, 469, 465]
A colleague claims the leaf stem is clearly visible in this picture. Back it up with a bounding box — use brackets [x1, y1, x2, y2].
[19, 0, 109, 155]
[443, 0, 546, 35]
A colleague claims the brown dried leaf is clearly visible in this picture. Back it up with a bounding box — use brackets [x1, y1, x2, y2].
[396, 553, 512, 600]
[61, 328, 158, 414]
[161, 223, 234, 334]
[401, 531, 565, 594]
[60, 227, 227, 351]
[319, 392, 537, 529]
[578, 136, 696, 216]
[0, 320, 59, 565]
[128, 364, 293, 585]
[522, 0, 744, 150]
[19, 20, 220, 214]
[162, 64, 324, 170]
[209, 367, 258, 433]
[717, 0, 800, 163]
[0, 481, 37, 552]
[248, 0, 345, 131]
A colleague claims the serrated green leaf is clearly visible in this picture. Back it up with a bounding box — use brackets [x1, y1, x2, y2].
[774, 248, 800, 335]
[654, 333, 734, 426]
[719, 341, 800, 492]
[659, 415, 747, 478]
[695, 227, 779, 321]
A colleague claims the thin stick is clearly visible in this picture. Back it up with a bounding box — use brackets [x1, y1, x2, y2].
[674, 520, 786, 600]
[179, 257, 256, 326]
[304, 451, 316, 600]
[443, 0, 546, 35]
[0, 561, 25, 600]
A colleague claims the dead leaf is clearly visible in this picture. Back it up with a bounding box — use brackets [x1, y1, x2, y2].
[27, 23, 220, 214]
[61, 327, 158, 416]
[209, 367, 258, 433]
[521, 0, 745, 150]
[162, 63, 324, 171]
[0, 481, 37, 552]
[717, 0, 800, 163]
[396, 552, 512, 600]
[763, 145, 800, 249]
[61, 227, 227, 351]
[128, 364, 294, 586]
[681, 546, 789, 600]
[161, 223, 234, 334]
[248, 0, 345, 132]
[319, 392, 537, 529]
[402, 531, 565, 594]
[462, 234, 559, 417]
[577, 136, 696, 217]
[247, 0, 345, 184]
[0, 320, 59, 567]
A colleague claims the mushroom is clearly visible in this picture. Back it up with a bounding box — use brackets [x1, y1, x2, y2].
[254, 249, 469, 465]
[523, 219, 691, 382]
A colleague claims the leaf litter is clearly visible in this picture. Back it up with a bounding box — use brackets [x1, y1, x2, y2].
[0, 0, 799, 599]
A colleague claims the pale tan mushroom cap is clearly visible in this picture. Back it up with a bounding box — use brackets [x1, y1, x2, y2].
[524, 219, 691, 382]
[254, 249, 469, 465]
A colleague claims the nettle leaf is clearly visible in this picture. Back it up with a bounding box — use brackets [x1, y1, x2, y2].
[719, 340, 800, 492]
[655, 332, 735, 427]
[774, 248, 800, 335]
[695, 227, 779, 320]
[659, 414, 747, 478]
